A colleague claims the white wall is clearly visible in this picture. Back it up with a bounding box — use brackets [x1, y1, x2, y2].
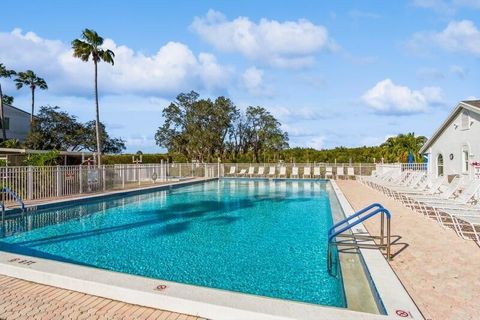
[3, 105, 30, 141]
[426, 108, 480, 179]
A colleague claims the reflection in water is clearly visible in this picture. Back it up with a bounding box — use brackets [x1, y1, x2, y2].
[1, 191, 168, 238]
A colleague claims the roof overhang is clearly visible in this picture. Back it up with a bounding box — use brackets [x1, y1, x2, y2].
[0, 148, 94, 156]
[419, 100, 480, 154]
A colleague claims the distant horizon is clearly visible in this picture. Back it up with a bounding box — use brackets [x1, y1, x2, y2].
[0, 1, 478, 152]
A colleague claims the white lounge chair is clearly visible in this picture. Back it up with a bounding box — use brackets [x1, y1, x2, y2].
[268, 166, 276, 178]
[237, 169, 247, 176]
[347, 167, 355, 179]
[278, 167, 287, 178]
[325, 167, 333, 179]
[247, 166, 255, 177]
[291, 167, 299, 178]
[303, 167, 311, 178]
[226, 166, 236, 176]
[257, 167, 265, 177]
[336, 167, 344, 180]
[313, 167, 321, 178]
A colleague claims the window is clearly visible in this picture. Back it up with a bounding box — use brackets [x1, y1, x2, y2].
[461, 110, 470, 130]
[0, 118, 10, 130]
[437, 154, 444, 177]
[462, 150, 469, 173]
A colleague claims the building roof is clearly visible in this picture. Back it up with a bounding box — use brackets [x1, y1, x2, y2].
[419, 100, 480, 154]
[3, 103, 32, 116]
[0, 148, 93, 156]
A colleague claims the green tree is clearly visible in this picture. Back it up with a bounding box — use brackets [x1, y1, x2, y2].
[244, 106, 289, 162]
[381, 133, 427, 162]
[82, 121, 126, 154]
[0, 63, 16, 141]
[1, 95, 14, 106]
[72, 28, 115, 166]
[155, 91, 237, 162]
[25, 106, 126, 154]
[14, 70, 48, 125]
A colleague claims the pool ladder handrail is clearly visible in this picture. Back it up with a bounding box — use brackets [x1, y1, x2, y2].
[327, 203, 391, 275]
[1, 187, 25, 211]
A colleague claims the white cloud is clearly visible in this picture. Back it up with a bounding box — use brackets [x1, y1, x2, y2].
[408, 20, 480, 56]
[270, 106, 328, 121]
[453, 0, 480, 8]
[449, 65, 468, 78]
[412, 0, 456, 14]
[412, 0, 480, 14]
[362, 79, 444, 114]
[191, 10, 337, 68]
[241, 67, 269, 96]
[305, 136, 326, 150]
[0, 28, 233, 96]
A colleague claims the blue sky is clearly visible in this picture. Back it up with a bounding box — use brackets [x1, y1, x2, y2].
[0, 0, 479, 152]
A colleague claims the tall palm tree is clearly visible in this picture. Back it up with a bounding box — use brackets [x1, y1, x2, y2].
[15, 70, 48, 125]
[71, 29, 115, 166]
[0, 63, 16, 141]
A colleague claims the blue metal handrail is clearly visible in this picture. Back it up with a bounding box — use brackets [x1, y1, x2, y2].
[328, 207, 390, 243]
[1, 187, 25, 211]
[328, 203, 384, 238]
[327, 203, 392, 275]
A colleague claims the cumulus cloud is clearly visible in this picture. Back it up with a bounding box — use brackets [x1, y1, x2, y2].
[0, 28, 233, 96]
[305, 136, 326, 150]
[241, 67, 270, 96]
[362, 79, 444, 114]
[191, 10, 337, 68]
[407, 20, 480, 56]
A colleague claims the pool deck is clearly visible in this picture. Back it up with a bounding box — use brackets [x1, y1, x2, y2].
[2, 177, 478, 319]
[336, 179, 480, 320]
[0, 275, 204, 320]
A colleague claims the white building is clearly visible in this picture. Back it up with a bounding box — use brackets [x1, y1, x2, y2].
[1, 103, 31, 142]
[420, 100, 480, 180]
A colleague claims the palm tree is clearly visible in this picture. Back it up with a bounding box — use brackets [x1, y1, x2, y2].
[0, 63, 16, 141]
[15, 70, 48, 125]
[71, 29, 115, 166]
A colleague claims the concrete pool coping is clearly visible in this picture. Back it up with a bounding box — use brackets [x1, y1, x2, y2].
[0, 178, 421, 319]
[329, 180, 423, 319]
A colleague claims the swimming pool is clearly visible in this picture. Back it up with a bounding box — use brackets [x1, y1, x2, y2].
[0, 179, 345, 307]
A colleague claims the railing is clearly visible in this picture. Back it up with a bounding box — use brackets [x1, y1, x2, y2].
[0, 163, 220, 206]
[327, 203, 392, 275]
[0, 161, 426, 206]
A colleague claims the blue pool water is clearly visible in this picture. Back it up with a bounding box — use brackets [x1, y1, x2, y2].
[0, 179, 345, 307]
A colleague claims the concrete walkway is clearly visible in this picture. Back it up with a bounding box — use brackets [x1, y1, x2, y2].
[0, 275, 205, 320]
[337, 180, 480, 320]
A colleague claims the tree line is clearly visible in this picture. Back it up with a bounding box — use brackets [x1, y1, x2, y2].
[155, 91, 289, 163]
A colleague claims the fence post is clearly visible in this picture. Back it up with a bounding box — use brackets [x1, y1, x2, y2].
[79, 165, 83, 194]
[27, 166, 33, 200]
[56, 165, 61, 197]
[122, 165, 125, 189]
[102, 165, 106, 191]
[204, 163, 207, 179]
[160, 160, 164, 182]
[137, 164, 141, 186]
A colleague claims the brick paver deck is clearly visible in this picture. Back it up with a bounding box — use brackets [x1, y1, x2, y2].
[0, 275, 206, 320]
[337, 180, 480, 320]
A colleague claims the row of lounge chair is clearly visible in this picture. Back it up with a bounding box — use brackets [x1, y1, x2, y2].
[226, 166, 356, 179]
[360, 170, 480, 244]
